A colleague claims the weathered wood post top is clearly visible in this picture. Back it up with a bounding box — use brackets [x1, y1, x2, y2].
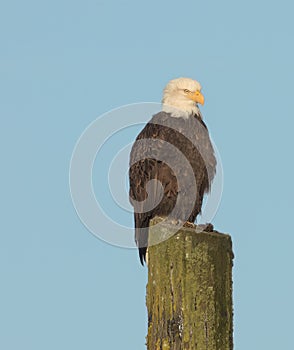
[146, 218, 234, 350]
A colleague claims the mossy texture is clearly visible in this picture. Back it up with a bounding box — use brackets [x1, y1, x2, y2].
[146, 219, 234, 350]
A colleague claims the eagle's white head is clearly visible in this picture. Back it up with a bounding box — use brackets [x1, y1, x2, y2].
[162, 77, 204, 118]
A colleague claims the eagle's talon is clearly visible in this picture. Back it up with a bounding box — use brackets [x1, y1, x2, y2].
[196, 223, 214, 232]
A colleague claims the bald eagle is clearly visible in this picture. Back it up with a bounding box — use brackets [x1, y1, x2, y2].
[129, 78, 216, 265]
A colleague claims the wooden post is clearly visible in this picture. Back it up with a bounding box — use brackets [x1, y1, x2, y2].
[146, 218, 234, 350]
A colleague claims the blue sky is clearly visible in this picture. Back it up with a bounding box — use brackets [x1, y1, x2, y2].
[1, 0, 294, 349]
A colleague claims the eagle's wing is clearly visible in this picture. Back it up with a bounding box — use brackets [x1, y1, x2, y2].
[129, 120, 177, 264]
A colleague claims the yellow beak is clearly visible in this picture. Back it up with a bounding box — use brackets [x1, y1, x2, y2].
[189, 91, 205, 105]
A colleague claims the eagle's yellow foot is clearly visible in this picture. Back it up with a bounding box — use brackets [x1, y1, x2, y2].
[184, 221, 196, 228]
[169, 219, 180, 225]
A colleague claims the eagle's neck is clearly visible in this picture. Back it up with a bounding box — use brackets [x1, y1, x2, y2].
[162, 103, 201, 119]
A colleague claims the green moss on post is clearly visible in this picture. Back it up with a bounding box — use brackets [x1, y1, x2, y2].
[146, 218, 234, 350]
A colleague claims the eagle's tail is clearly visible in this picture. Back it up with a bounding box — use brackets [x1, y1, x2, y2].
[139, 247, 147, 265]
[135, 215, 150, 266]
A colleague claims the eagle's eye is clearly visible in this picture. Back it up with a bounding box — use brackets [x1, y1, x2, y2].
[183, 89, 191, 94]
